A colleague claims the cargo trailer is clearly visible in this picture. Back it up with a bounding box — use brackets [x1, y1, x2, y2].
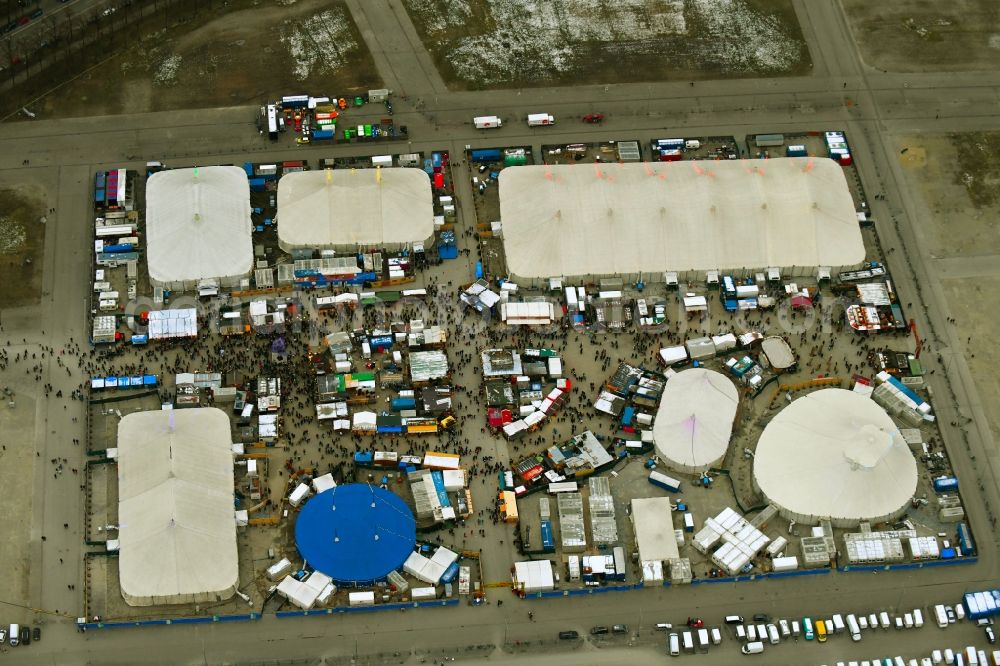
[473, 116, 502, 129]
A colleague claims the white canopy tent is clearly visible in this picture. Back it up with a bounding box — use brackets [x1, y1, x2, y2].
[653, 369, 739, 473]
[499, 158, 865, 285]
[146, 166, 253, 291]
[117, 408, 238, 606]
[277, 168, 434, 252]
[753, 388, 918, 527]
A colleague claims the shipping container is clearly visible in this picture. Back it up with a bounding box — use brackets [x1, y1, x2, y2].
[470, 148, 502, 162]
[957, 522, 975, 555]
[648, 470, 681, 493]
[933, 476, 959, 492]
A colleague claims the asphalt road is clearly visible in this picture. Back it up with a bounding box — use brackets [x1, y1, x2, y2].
[1, 0, 1000, 664]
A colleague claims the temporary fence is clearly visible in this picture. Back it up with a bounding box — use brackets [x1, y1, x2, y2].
[276, 599, 458, 618]
[839, 557, 976, 573]
[80, 613, 261, 630]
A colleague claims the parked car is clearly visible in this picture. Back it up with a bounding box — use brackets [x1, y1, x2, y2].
[612, 624, 629, 634]
[986, 626, 996, 644]
[31, 626, 39, 642]
[753, 613, 770, 623]
[19, 626, 29, 645]
[687, 617, 704, 628]
[590, 626, 609, 635]
[558, 630, 578, 640]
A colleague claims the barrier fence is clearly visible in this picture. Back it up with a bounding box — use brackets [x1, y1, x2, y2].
[78, 557, 978, 629]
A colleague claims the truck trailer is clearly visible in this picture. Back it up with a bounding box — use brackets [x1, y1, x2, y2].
[473, 116, 502, 129]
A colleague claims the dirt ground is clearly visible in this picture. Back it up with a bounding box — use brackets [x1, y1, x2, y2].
[0, 186, 47, 308]
[32, 0, 381, 120]
[402, 0, 811, 90]
[842, 0, 1000, 72]
[0, 392, 37, 612]
[894, 132, 1000, 444]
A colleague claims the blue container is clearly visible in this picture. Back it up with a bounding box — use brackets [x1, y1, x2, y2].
[957, 522, 975, 555]
[621, 406, 635, 426]
[312, 129, 334, 140]
[470, 148, 502, 163]
[130, 335, 148, 345]
[391, 397, 416, 411]
[431, 152, 442, 168]
[475, 262, 484, 279]
[440, 561, 459, 584]
[933, 476, 959, 493]
[94, 189, 106, 203]
[354, 451, 373, 465]
[438, 244, 458, 260]
[103, 243, 135, 253]
[243, 161, 254, 176]
[540, 520, 555, 552]
[249, 177, 267, 192]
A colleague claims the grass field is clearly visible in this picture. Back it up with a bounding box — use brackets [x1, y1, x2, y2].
[27, 0, 381, 119]
[843, 0, 1000, 72]
[402, 0, 811, 90]
[0, 187, 46, 309]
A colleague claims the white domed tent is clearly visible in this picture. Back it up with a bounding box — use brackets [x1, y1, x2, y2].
[753, 388, 917, 527]
[653, 368, 739, 473]
[145, 166, 253, 291]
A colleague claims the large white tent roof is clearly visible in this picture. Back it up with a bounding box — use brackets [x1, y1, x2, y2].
[653, 369, 739, 473]
[753, 388, 917, 527]
[631, 497, 679, 562]
[117, 408, 238, 606]
[499, 158, 865, 282]
[277, 168, 434, 251]
[146, 166, 253, 290]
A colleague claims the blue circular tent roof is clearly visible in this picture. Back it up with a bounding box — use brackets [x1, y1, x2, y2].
[295, 483, 416, 585]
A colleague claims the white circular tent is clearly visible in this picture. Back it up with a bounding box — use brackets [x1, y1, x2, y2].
[653, 368, 739, 473]
[753, 388, 917, 527]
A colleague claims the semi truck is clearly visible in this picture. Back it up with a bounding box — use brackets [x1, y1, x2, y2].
[473, 116, 502, 129]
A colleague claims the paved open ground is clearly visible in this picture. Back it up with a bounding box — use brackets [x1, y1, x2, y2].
[2, 0, 1000, 664]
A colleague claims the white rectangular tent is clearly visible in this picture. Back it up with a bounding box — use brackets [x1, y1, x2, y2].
[117, 408, 238, 606]
[499, 158, 865, 285]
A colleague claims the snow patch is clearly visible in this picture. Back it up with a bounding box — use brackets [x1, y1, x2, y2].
[689, 0, 802, 72]
[0, 217, 26, 254]
[153, 54, 183, 86]
[282, 9, 358, 81]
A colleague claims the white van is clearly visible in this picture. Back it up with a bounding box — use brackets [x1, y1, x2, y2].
[725, 615, 745, 625]
[956, 605, 966, 621]
[711, 627, 722, 645]
[904, 613, 914, 629]
[914, 609, 924, 628]
[736, 624, 746, 640]
[935, 605, 950, 628]
[779, 619, 790, 637]
[880, 612, 891, 629]
[668, 632, 680, 656]
[965, 646, 979, 665]
[697, 628, 709, 652]
[9, 624, 18, 646]
[742, 641, 765, 655]
[682, 631, 694, 653]
[747, 625, 757, 641]
[767, 624, 779, 644]
[931, 649, 942, 664]
[832, 614, 846, 634]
